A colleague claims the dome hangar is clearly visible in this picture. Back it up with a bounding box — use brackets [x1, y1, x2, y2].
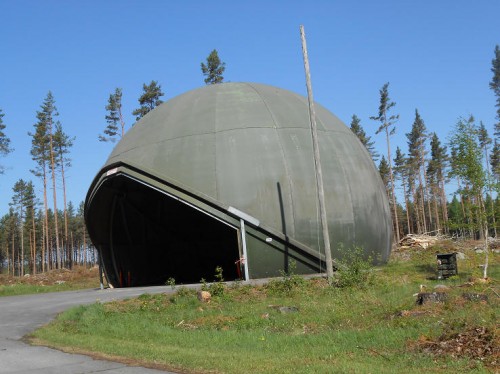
[85, 82, 392, 287]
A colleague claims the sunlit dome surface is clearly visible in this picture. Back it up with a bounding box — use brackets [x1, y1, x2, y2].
[86, 82, 392, 287]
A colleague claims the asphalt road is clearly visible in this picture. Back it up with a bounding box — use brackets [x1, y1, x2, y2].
[0, 285, 188, 374]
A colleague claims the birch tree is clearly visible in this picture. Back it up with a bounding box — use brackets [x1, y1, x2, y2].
[449, 115, 489, 278]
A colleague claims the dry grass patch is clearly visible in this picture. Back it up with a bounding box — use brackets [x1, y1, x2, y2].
[0, 266, 100, 296]
[409, 325, 500, 369]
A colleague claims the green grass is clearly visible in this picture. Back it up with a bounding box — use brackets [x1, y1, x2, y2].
[31, 247, 499, 373]
[1, 283, 74, 297]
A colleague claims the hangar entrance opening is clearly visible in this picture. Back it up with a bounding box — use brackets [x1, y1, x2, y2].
[96, 175, 241, 287]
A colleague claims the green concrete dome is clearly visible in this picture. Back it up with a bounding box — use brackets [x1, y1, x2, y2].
[85, 82, 391, 287]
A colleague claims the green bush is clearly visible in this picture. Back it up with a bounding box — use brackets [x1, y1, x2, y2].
[201, 266, 226, 297]
[334, 246, 374, 288]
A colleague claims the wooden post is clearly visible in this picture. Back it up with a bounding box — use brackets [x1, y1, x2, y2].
[300, 25, 334, 281]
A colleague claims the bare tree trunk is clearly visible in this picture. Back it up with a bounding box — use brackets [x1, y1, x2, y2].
[484, 147, 497, 237]
[119, 107, 125, 138]
[43, 217, 47, 272]
[49, 235, 54, 270]
[483, 227, 489, 279]
[47, 219, 52, 270]
[439, 176, 449, 234]
[477, 193, 489, 279]
[465, 195, 474, 239]
[11, 230, 15, 276]
[386, 127, 400, 243]
[402, 180, 411, 234]
[70, 231, 74, 266]
[32, 214, 37, 275]
[433, 187, 441, 232]
[456, 178, 468, 238]
[417, 172, 427, 233]
[60, 159, 71, 269]
[421, 158, 433, 232]
[42, 165, 49, 272]
[83, 228, 87, 268]
[29, 229, 33, 275]
[5, 242, 10, 276]
[49, 125, 61, 269]
[411, 180, 421, 234]
[20, 208, 24, 277]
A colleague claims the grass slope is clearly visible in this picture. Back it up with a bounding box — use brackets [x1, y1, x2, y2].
[31, 243, 499, 373]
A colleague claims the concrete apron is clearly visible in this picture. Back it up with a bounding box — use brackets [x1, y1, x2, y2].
[0, 285, 186, 374]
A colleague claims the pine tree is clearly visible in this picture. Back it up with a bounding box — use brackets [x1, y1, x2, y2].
[42, 92, 62, 269]
[9, 179, 36, 276]
[29, 101, 51, 272]
[24, 184, 38, 275]
[99, 88, 125, 142]
[370, 82, 400, 242]
[447, 195, 463, 236]
[201, 49, 226, 85]
[378, 156, 390, 194]
[4, 208, 18, 275]
[491, 140, 500, 182]
[0, 109, 13, 174]
[132, 81, 164, 121]
[350, 114, 378, 162]
[0, 213, 10, 272]
[490, 45, 500, 137]
[406, 109, 431, 233]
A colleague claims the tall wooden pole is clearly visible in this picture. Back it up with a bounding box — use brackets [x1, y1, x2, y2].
[300, 25, 334, 281]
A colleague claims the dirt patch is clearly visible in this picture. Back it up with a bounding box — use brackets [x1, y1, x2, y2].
[409, 325, 500, 368]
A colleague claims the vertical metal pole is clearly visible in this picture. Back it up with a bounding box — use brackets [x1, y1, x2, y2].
[240, 219, 250, 281]
[300, 25, 334, 281]
[98, 250, 104, 290]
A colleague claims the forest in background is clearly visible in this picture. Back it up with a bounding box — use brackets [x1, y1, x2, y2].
[0, 46, 499, 276]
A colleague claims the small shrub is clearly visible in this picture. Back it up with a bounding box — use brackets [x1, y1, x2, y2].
[166, 277, 176, 289]
[334, 246, 374, 288]
[266, 261, 307, 296]
[200, 267, 226, 298]
[209, 266, 226, 297]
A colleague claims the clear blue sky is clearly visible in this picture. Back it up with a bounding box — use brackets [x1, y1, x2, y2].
[0, 0, 499, 217]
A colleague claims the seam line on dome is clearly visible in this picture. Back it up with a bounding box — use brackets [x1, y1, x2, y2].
[114, 126, 345, 158]
[246, 83, 297, 239]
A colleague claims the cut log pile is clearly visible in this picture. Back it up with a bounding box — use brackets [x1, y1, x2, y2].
[487, 237, 500, 249]
[398, 234, 442, 249]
